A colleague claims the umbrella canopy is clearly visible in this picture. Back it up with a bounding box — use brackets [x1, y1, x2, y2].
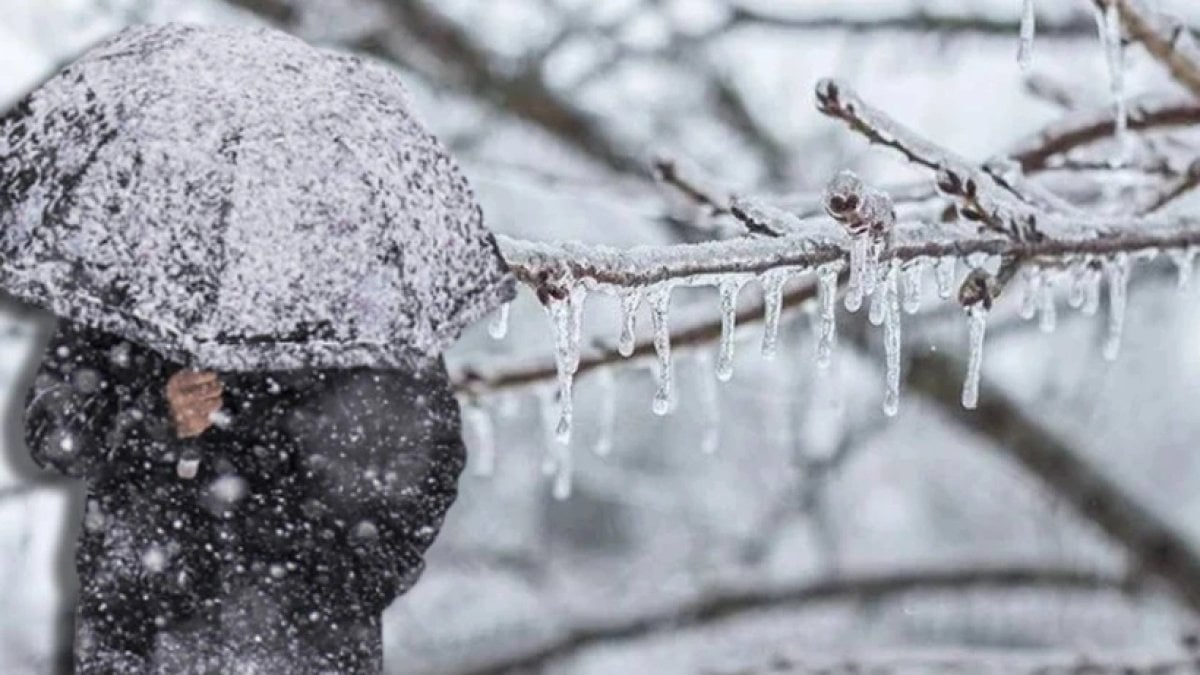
[0, 22, 515, 370]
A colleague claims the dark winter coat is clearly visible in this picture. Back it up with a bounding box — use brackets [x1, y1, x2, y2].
[22, 319, 467, 674]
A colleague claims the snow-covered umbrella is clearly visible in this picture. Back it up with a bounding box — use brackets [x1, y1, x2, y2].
[0, 22, 515, 370]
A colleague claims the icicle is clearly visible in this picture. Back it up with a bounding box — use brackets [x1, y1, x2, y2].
[593, 367, 616, 457]
[537, 389, 558, 476]
[547, 289, 583, 445]
[1068, 262, 1087, 309]
[816, 263, 839, 368]
[1018, 0, 1037, 72]
[1169, 247, 1196, 290]
[566, 286, 587, 374]
[882, 263, 902, 417]
[1038, 271, 1057, 333]
[869, 275, 886, 326]
[1082, 265, 1102, 316]
[487, 302, 511, 340]
[715, 278, 745, 381]
[962, 305, 989, 410]
[465, 404, 496, 477]
[1103, 253, 1130, 361]
[1019, 266, 1040, 320]
[554, 371, 574, 445]
[759, 270, 787, 358]
[696, 353, 721, 454]
[648, 286, 674, 415]
[617, 289, 641, 357]
[1095, 0, 1128, 156]
[845, 235, 868, 312]
[901, 259, 924, 314]
[935, 256, 956, 300]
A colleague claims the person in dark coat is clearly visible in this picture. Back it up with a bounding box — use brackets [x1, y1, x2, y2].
[22, 318, 467, 673]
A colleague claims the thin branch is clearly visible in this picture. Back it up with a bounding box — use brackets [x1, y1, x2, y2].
[722, 5, 1097, 38]
[1112, 0, 1200, 99]
[454, 566, 1139, 675]
[1142, 159, 1200, 213]
[1009, 94, 1200, 172]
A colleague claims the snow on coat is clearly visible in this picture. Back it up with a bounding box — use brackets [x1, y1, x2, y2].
[0, 22, 515, 371]
[24, 319, 466, 673]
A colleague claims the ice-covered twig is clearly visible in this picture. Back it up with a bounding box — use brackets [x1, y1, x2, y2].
[816, 79, 1039, 238]
[720, 4, 1097, 38]
[651, 155, 732, 217]
[499, 213, 1199, 296]
[1008, 94, 1200, 172]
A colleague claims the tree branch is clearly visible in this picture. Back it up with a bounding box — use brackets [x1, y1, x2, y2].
[1112, 0, 1200, 99]
[454, 565, 1139, 675]
[1008, 94, 1200, 172]
[722, 5, 1097, 38]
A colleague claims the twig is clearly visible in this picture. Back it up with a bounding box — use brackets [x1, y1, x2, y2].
[1009, 94, 1200, 172]
[722, 5, 1097, 38]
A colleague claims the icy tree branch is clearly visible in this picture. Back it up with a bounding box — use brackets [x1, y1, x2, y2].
[454, 565, 1139, 675]
[720, 5, 1097, 38]
[1008, 94, 1200, 172]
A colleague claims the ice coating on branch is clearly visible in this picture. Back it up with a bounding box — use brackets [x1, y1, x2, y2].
[902, 259, 924, 315]
[1018, 0, 1037, 72]
[816, 263, 839, 369]
[1103, 253, 1131, 361]
[759, 270, 788, 358]
[882, 262, 902, 417]
[716, 278, 746, 381]
[593, 367, 615, 457]
[488, 303, 511, 340]
[935, 256, 957, 299]
[0, 23, 516, 370]
[962, 305, 989, 410]
[1038, 271, 1057, 333]
[464, 403, 496, 477]
[1169, 247, 1196, 289]
[618, 289, 642, 357]
[648, 286, 674, 415]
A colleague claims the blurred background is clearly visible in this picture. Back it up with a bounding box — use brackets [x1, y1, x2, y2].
[4, 0, 1200, 672]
